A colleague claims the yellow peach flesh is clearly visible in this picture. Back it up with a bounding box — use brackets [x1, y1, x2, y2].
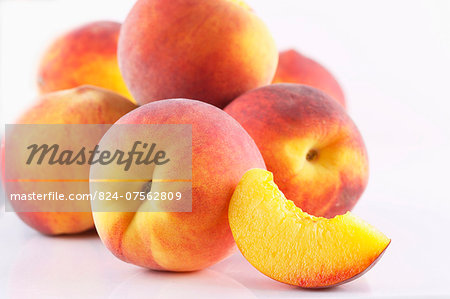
[229, 168, 390, 288]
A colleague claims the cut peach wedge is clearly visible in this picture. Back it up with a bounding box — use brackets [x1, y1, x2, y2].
[229, 169, 390, 288]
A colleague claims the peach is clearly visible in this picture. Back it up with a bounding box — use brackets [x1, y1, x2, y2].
[3, 86, 137, 235]
[118, 0, 278, 108]
[225, 84, 369, 218]
[229, 169, 390, 288]
[90, 99, 266, 271]
[273, 49, 346, 107]
[37, 21, 133, 101]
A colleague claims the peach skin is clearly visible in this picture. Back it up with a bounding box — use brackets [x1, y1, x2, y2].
[273, 49, 346, 108]
[4, 86, 137, 235]
[225, 84, 369, 218]
[90, 99, 266, 271]
[118, 0, 278, 108]
[37, 21, 133, 101]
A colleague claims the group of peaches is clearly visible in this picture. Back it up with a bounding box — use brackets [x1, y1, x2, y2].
[7, 0, 390, 289]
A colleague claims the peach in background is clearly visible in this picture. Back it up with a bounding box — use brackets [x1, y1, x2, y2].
[273, 49, 346, 108]
[118, 0, 278, 108]
[37, 21, 133, 101]
[4, 86, 137, 235]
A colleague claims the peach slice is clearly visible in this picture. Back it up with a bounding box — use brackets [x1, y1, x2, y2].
[229, 169, 390, 288]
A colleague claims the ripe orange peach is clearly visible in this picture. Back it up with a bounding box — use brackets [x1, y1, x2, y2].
[118, 0, 278, 108]
[225, 84, 368, 218]
[229, 169, 390, 288]
[273, 49, 346, 108]
[5, 86, 137, 235]
[37, 21, 133, 101]
[90, 99, 266, 271]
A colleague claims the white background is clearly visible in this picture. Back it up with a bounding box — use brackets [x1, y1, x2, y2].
[1, 0, 450, 298]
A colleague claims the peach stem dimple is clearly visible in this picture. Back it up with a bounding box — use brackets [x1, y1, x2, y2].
[306, 149, 318, 162]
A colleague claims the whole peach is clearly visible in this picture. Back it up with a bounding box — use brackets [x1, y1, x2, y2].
[273, 49, 346, 108]
[91, 99, 266, 271]
[37, 21, 133, 101]
[225, 84, 368, 218]
[118, 0, 278, 108]
[4, 86, 137, 235]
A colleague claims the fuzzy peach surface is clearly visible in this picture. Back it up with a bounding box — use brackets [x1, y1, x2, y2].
[225, 83, 368, 218]
[37, 21, 133, 101]
[118, 0, 278, 108]
[91, 99, 266, 271]
[273, 49, 346, 108]
[7, 86, 138, 235]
